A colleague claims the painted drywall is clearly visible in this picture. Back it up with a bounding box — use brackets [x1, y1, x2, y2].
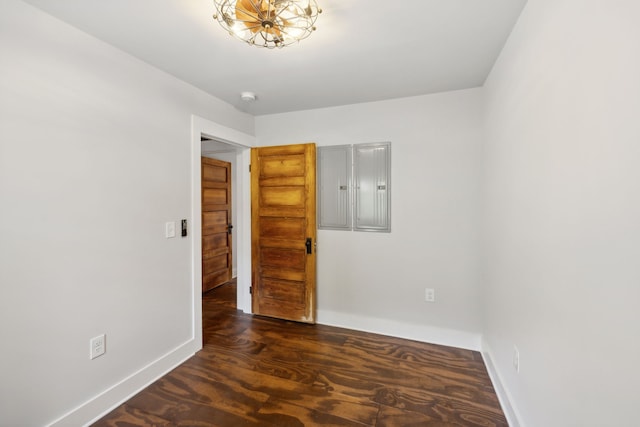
[0, 1, 253, 425]
[255, 89, 484, 349]
[482, 0, 640, 425]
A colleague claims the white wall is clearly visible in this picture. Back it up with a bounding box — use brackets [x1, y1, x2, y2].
[482, 1, 640, 425]
[0, 1, 253, 426]
[256, 89, 484, 349]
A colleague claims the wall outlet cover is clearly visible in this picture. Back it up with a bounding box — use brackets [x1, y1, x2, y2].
[90, 334, 106, 360]
[425, 288, 435, 302]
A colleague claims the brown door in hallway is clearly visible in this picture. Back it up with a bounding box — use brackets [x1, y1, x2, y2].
[201, 157, 232, 293]
[251, 143, 317, 323]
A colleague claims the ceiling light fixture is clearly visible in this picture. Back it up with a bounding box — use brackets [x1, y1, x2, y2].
[212, 0, 322, 49]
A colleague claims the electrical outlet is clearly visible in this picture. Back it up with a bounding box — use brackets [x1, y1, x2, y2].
[90, 334, 106, 360]
[424, 288, 435, 302]
[513, 345, 520, 373]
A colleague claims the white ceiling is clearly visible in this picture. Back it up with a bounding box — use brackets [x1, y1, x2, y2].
[21, 0, 527, 116]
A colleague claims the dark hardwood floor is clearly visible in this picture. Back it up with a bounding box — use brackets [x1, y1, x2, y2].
[94, 280, 507, 426]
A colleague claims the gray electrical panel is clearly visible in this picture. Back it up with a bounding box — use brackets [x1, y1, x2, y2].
[318, 145, 352, 230]
[317, 142, 391, 232]
[354, 142, 391, 232]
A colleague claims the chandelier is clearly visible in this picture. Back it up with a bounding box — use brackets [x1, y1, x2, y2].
[212, 0, 322, 49]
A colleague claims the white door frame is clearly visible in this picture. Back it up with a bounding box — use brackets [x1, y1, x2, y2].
[190, 115, 255, 350]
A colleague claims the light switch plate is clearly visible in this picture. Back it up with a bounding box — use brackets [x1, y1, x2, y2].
[165, 221, 176, 238]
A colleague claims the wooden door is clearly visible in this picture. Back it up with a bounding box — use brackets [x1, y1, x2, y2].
[202, 157, 233, 293]
[251, 143, 317, 323]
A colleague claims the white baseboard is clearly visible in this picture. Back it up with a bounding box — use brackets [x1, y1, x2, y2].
[317, 309, 481, 351]
[480, 337, 523, 427]
[48, 340, 197, 427]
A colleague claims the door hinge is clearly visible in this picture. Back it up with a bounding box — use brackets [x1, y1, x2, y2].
[249, 286, 252, 295]
[249, 164, 251, 172]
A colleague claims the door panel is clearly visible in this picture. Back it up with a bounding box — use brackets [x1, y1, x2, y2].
[261, 247, 306, 269]
[261, 278, 306, 303]
[260, 187, 306, 207]
[261, 155, 306, 176]
[203, 233, 228, 259]
[202, 157, 232, 293]
[203, 188, 228, 205]
[260, 217, 306, 239]
[202, 211, 228, 233]
[251, 143, 316, 323]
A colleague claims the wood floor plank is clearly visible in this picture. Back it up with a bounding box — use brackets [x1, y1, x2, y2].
[375, 405, 447, 427]
[257, 340, 500, 406]
[343, 335, 485, 374]
[372, 385, 507, 425]
[196, 355, 380, 425]
[256, 399, 375, 427]
[203, 330, 267, 354]
[314, 365, 505, 419]
[120, 385, 275, 427]
[188, 355, 326, 400]
[92, 280, 508, 426]
[145, 365, 271, 412]
[93, 404, 175, 427]
[196, 346, 318, 385]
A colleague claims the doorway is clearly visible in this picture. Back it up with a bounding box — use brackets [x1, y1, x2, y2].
[201, 151, 235, 294]
[191, 115, 255, 351]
